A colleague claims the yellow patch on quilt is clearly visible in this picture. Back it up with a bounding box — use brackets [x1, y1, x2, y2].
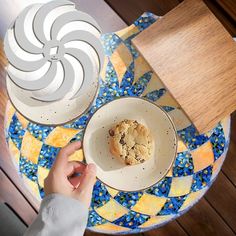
[68, 149, 84, 162]
[177, 138, 188, 153]
[106, 186, 119, 197]
[8, 138, 20, 166]
[134, 55, 152, 83]
[93, 222, 130, 232]
[166, 167, 173, 177]
[212, 154, 225, 180]
[38, 166, 50, 188]
[191, 141, 214, 172]
[179, 188, 207, 211]
[45, 127, 80, 147]
[5, 102, 15, 128]
[168, 108, 191, 131]
[16, 112, 29, 129]
[110, 43, 132, 83]
[116, 24, 139, 40]
[140, 215, 175, 228]
[21, 131, 42, 164]
[221, 116, 230, 139]
[168, 176, 193, 197]
[131, 194, 167, 215]
[95, 199, 128, 221]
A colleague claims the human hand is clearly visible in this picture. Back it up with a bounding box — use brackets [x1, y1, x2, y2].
[44, 141, 96, 208]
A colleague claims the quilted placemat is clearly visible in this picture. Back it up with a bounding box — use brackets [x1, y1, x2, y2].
[5, 13, 230, 234]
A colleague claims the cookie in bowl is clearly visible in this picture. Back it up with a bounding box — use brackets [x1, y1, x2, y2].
[109, 120, 153, 165]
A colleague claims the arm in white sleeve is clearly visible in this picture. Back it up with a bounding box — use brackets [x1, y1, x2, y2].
[24, 194, 88, 236]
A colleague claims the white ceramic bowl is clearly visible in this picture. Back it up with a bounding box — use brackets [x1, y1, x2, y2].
[83, 97, 177, 192]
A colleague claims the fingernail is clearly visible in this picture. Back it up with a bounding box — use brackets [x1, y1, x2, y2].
[87, 163, 97, 174]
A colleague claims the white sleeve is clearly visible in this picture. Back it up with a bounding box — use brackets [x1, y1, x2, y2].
[24, 194, 88, 236]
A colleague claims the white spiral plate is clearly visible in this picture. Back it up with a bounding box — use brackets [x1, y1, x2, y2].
[4, 0, 104, 125]
[7, 74, 98, 125]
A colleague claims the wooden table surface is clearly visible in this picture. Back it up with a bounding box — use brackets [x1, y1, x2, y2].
[0, 0, 236, 235]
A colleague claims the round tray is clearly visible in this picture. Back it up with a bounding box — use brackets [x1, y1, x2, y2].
[5, 12, 230, 234]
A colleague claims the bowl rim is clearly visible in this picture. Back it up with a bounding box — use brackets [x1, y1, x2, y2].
[82, 96, 178, 192]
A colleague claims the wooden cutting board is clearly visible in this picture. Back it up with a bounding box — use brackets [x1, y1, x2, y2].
[132, 0, 236, 133]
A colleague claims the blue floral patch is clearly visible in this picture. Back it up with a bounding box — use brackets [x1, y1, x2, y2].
[120, 62, 135, 96]
[158, 196, 186, 215]
[64, 114, 89, 130]
[96, 62, 120, 104]
[134, 12, 157, 32]
[88, 210, 107, 227]
[88, 104, 99, 116]
[146, 177, 172, 197]
[173, 151, 194, 177]
[114, 191, 143, 209]
[101, 33, 122, 56]
[178, 125, 209, 150]
[191, 165, 213, 192]
[112, 211, 150, 229]
[8, 114, 25, 149]
[39, 186, 45, 199]
[27, 122, 53, 142]
[19, 156, 38, 182]
[105, 61, 120, 86]
[96, 82, 112, 106]
[124, 35, 139, 59]
[128, 72, 152, 97]
[91, 181, 111, 209]
[210, 124, 225, 161]
[161, 106, 175, 112]
[144, 88, 166, 102]
[38, 144, 60, 169]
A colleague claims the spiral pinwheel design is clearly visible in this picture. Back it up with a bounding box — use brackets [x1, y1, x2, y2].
[4, 0, 104, 102]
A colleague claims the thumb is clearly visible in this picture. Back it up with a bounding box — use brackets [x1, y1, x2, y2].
[74, 164, 97, 208]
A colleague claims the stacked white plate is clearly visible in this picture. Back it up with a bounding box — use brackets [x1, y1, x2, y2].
[4, 0, 104, 125]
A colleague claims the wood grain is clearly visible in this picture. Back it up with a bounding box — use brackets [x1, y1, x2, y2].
[216, 0, 236, 22]
[105, 0, 236, 37]
[105, 0, 180, 24]
[0, 40, 40, 211]
[223, 141, 236, 186]
[85, 231, 142, 236]
[204, 0, 236, 36]
[178, 198, 235, 236]
[0, 169, 37, 226]
[132, 0, 236, 133]
[205, 172, 236, 233]
[144, 221, 188, 236]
